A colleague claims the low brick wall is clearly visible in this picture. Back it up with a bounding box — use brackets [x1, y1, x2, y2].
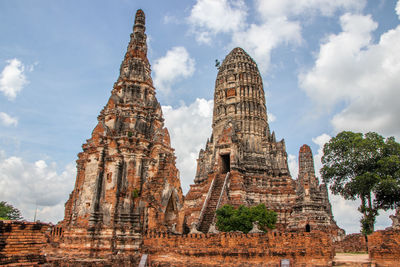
[334, 233, 367, 253]
[44, 226, 142, 266]
[143, 230, 334, 266]
[0, 220, 50, 266]
[368, 229, 400, 266]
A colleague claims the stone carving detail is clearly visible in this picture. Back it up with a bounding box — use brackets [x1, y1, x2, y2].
[189, 222, 202, 234]
[249, 221, 263, 234]
[208, 223, 220, 234]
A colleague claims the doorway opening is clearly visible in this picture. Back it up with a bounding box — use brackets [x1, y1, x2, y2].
[305, 224, 311, 232]
[164, 195, 177, 225]
[221, 154, 230, 173]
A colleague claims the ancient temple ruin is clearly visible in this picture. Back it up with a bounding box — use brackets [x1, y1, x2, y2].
[59, 9, 184, 260]
[43, 9, 344, 265]
[182, 47, 342, 237]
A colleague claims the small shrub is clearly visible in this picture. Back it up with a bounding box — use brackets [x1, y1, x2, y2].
[132, 188, 139, 198]
[216, 204, 277, 233]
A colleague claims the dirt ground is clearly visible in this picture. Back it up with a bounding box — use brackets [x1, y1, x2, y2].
[334, 253, 371, 265]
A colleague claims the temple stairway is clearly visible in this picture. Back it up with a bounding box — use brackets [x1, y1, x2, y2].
[198, 173, 228, 233]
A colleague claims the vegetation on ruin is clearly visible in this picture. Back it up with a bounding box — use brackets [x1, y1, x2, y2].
[321, 131, 400, 235]
[215, 204, 277, 233]
[0, 201, 23, 220]
[132, 188, 139, 198]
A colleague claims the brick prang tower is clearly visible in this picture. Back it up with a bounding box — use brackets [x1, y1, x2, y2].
[60, 9, 184, 260]
[184, 48, 297, 232]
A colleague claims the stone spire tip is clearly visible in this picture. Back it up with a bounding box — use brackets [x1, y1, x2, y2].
[135, 9, 145, 27]
[299, 144, 311, 154]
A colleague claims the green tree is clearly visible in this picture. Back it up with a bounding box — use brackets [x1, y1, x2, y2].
[0, 201, 23, 220]
[321, 131, 400, 235]
[215, 204, 277, 233]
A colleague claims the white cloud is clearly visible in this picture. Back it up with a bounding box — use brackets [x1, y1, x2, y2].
[288, 154, 298, 179]
[163, 15, 180, 24]
[0, 152, 75, 223]
[267, 112, 276, 122]
[0, 59, 28, 100]
[162, 98, 213, 193]
[300, 11, 400, 139]
[396, 0, 400, 20]
[188, 0, 364, 72]
[0, 112, 18, 127]
[231, 18, 302, 72]
[153, 46, 195, 94]
[311, 133, 331, 177]
[188, 0, 247, 44]
[256, 0, 365, 18]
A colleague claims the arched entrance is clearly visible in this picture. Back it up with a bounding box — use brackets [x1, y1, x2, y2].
[164, 194, 178, 225]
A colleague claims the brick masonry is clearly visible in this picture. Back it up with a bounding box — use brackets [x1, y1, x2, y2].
[368, 229, 400, 266]
[0, 221, 50, 266]
[142, 230, 334, 266]
[334, 233, 367, 253]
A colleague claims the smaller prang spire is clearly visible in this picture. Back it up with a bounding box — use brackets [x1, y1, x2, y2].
[134, 9, 146, 33]
[298, 144, 319, 188]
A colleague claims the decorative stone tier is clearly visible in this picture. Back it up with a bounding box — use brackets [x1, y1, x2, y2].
[0, 221, 50, 266]
[142, 230, 334, 266]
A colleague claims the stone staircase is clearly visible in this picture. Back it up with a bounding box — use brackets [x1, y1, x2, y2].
[198, 173, 227, 233]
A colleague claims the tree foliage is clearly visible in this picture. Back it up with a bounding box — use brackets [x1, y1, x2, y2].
[215, 204, 277, 233]
[0, 201, 23, 220]
[321, 131, 400, 235]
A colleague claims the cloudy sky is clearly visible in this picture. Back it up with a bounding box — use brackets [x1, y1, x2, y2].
[1, 0, 399, 233]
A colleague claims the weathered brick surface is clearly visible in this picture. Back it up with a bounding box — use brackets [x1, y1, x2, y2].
[143, 230, 334, 266]
[0, 221, 50, 266]
[368, 229, 400, 266]
[334, 233, 367, 253]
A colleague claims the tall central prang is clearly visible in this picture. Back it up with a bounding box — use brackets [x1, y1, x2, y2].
[211, 47, 288, 175]
[184, 48, 296, 233]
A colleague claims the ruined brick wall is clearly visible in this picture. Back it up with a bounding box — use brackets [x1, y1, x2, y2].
[368, 229, 400, 266]
[0, 221, 50, 266]
[334, 233, 367, 253]
[142, 231, 334, 266]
